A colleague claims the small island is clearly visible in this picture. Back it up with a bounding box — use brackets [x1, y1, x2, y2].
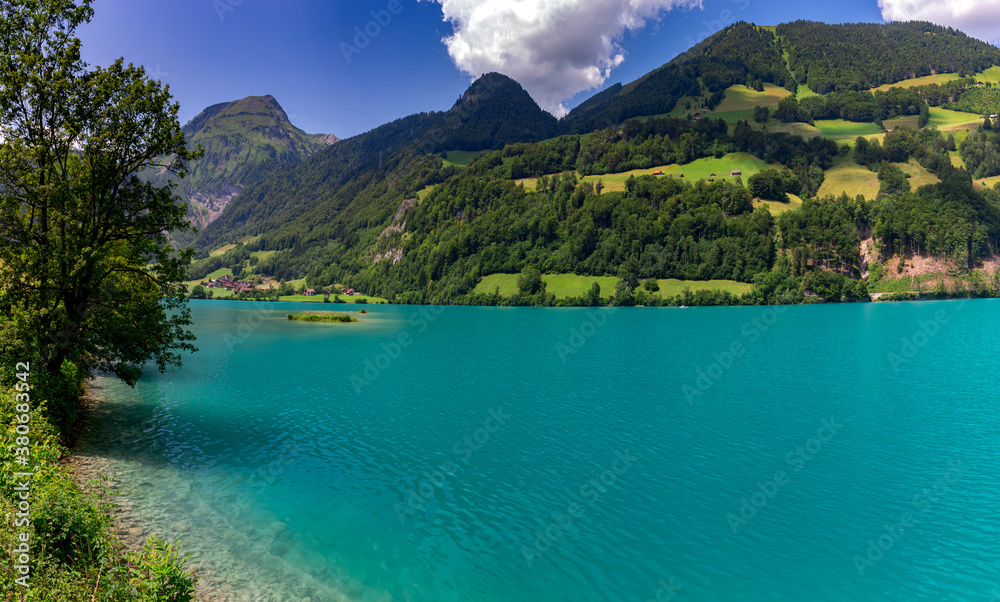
[287, 312, 357, 323]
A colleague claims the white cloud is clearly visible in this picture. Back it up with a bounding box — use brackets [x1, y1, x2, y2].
[878, 0, 1000, 43]
[422, 0, 702, 117]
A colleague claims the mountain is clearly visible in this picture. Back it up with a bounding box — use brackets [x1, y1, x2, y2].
[183, 21, 1000, 306]
[561, 21, 1000, 133]
[562, 22, 795, 133]
[193, 72, 561, 252]
[777, 21, 1000, 93]
[153, 95, 337, 231]
[440, 73, 561, 150]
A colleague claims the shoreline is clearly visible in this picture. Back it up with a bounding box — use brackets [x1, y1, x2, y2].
[65, 379, 356, 601]
[65, 385, 231, 601]
[192, 291, 994, 307]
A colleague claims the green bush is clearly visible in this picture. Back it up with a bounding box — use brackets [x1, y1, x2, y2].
[0, 389, 197, 600]
[125, 536, 197, 601]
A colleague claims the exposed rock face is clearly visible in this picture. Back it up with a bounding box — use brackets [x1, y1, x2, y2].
[373, 198, 416, 265]
[312, 133, 341, 145]
[188, 185, 243, 228]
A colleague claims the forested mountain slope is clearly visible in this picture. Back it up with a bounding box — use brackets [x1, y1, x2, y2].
[562, 22, 794, 133]
[778, 21, 1000, 93]
[194, 73, 564, 253]
[562, 20, 1000, 133]
[185, 20, 1000, 306]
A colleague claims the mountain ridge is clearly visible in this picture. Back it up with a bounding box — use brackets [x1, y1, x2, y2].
[154, 94, 337, 238]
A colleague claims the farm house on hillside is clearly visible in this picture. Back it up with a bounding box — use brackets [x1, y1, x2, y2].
[731, 170, 742, 176]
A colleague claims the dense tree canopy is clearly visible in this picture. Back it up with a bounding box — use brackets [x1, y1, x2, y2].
[778, 21, 1000, 93]
[0, 0, 199, 385]
[562, 23, 794, 133]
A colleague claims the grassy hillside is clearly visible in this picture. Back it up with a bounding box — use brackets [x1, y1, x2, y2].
[928, 107, 983, 130]
[817, 157, 941, 200]
[818, 159, 878, 198]
[514, 153, 772, 194]
[812, 120, 883, 142]
[564, 20, 1000, 133]
[754, 193, 804, 215]
[871, 72, 961, 92]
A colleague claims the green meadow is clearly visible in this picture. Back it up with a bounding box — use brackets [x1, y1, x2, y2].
[653, 83, 789, 123]
[583, 153, 769, 192]
[796, 84, 818, 99]
[871, 72, 960, 92]
[652, 84, 791, 126]
[653, 279, 753, 297]
[540, 274, 620, 298]
[883, 115, 920, 130]
[474, 273, 752, 299]
[703, 109, 757, 126]
[976, 65, 1000, 85]
[927, 107, 981, 131]
[251, 250, 276, 262]
[899, 159, 941, 189]
[209, 243, 237, 257]
[767, 121, 823, 138]
[472, 273, 523, 296]
[865, 66, 1000, 93]
[975, 175, 1000, 191]
[515, 154, 770, 193]
[951, 129, 972, 146]
[817, 158, 879, 199]
[812, 119, 884, 142]
[417, 185, 435, 201]
[817, 157, 940, 200]
[754, 193, 803, 215]
[712, 84, 791, 112]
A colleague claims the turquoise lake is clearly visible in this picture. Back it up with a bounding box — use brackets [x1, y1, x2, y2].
[82, 299, 1000, 601]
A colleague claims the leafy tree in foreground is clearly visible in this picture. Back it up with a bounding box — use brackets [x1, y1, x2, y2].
[0, 0, 200, 387]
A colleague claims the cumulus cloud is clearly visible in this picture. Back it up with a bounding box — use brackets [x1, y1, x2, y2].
[422, 0, 702, 117]
[879, 0, 1000, 43]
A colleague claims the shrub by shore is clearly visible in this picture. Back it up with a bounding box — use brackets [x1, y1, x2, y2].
[0, 385, 197, 600]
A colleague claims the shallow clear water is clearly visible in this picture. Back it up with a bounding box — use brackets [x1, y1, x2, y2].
[84, 299, 1000, 601]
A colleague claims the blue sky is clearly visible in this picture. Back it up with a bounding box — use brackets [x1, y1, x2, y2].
[79, 0, 899, 139]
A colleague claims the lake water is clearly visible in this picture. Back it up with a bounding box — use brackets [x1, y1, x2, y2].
[81, 299, 1000, 601]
